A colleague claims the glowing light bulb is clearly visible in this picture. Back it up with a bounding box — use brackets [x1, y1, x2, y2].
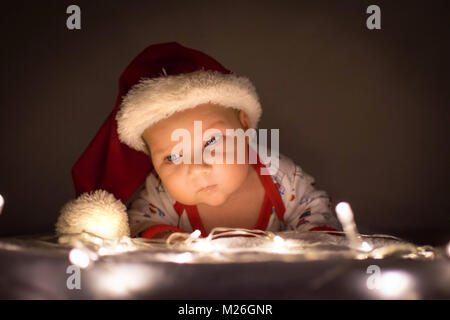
[446, 242, 450, 257]
[69, 248, 90, 269]
[91, 237, 104, 246]
[335, 202, 363, 250]
[273, 236, 286, 253]
[193, 240, 213, 252]
[94, 265, 156, 297]
[173, 252, 193, 264]
[273, 236, 284, 246]
[359, 241, 373, 252]
[0, 194, 4, 215]
[373, 253, 384, 259]
[190, 230, 201, 239]
[335, 202, 354, 223]
[272, 236, 286, 253]
[98, 247, 109, 256]
[378, 271, 412, 298]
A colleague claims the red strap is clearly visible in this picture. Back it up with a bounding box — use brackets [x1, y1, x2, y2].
[173, 201, 184, 217]
[253, 153, 286, 221]
[187, 205, 207, 237]
[172, 148, 286, 234]
[253, 193, 272, 230]
[140, 224, 184, 239]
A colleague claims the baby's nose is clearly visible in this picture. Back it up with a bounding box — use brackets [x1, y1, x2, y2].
[187, 162, 212, 178]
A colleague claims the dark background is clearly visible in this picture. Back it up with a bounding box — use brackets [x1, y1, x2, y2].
[0, 1, 448, 245]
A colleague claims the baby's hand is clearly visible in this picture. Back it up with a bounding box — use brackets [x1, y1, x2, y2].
[152, 229, 178, 240]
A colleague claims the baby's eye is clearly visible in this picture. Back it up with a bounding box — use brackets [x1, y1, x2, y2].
[165, 154, 181, 163]
[204, 135, 221, 148]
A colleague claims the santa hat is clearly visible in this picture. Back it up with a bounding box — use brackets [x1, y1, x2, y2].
[55, 41, 262, 239]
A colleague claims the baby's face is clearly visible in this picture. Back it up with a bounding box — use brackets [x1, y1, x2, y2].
[142, 103, 251, 206]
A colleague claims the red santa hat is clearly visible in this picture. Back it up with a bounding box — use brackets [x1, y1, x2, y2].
[55, 42, 262, 239]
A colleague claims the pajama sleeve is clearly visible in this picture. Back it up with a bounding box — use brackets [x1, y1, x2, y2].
[284, 165, 341, 233]
[127, 171, 183, 238]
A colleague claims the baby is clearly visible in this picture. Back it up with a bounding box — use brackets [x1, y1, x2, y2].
[129, 100, 340, 239]
[56, 42, 340, 240]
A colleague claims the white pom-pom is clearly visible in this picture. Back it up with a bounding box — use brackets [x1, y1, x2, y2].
[56, 190, 130, 239]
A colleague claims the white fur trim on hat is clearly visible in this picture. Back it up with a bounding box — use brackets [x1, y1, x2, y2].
[116, 69, 262, 153]
[56, 190, 130, 239]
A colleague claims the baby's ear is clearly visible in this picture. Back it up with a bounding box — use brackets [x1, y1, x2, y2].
[239, 109, 251, 130]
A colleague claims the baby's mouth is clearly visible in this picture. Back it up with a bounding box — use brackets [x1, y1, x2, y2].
[198, 184, 218, 192]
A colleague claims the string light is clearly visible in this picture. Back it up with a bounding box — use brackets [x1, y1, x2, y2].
[69, 248, 91, 269]
[192, 240, 214, 253]
[273, 236, 285, 247]
[184, 229, 202, 248]
[190, 230, 201, 239]
[359, 241, 373, 252]
[91, 265, 160, 298]
[373, 253, 384, 260]
[61, 225, 440, 267]
[335, 202, 366, 251]
[0, 194, 4, 215]
[271, 235, 288, 253]
[172, 252, 194, 264]
[38, 199, 447, 299]
[377, 271, 413, 298]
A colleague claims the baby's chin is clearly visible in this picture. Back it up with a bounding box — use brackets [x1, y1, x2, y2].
[196, 192, 229, 207]
[200, 198, 225, 207]
[172, 191, 228, 207]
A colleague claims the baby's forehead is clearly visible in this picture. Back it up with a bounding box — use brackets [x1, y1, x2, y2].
[144, 104, 239, 144]
[162, 116, 234, 135]
[164, 106, 236, 128]
[183, 103, 237, 120]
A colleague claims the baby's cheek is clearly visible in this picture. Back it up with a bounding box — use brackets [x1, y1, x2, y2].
[161, 173, 192, 201]
[226, 137, 247, 163]
[217, 163, 248, 191]
[167, 184, 196, 204]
